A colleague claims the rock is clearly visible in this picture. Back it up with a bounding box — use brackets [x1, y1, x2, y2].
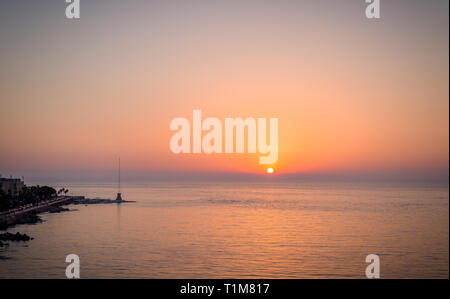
[15, 212, 42, 225]
[0, 212, 42, 230]
[0, 232, 33, 241]
[48, 206, 70, 213]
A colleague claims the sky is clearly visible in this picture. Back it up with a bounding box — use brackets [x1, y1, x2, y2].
[0, 0, 448, 181]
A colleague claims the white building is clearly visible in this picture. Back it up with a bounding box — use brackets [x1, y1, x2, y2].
[0, 178, 24, 195]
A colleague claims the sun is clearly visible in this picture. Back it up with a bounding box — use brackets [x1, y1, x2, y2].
[266, 167, 274, 174]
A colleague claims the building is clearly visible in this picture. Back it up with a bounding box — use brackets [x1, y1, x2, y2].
[0, 178, 24, 196]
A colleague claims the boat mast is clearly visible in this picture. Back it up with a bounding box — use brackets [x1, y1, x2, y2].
[118, 157, 121, 194]
[116, 157, 123, 201]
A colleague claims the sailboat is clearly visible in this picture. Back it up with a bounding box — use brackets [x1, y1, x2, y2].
[115, 158, 123, 202]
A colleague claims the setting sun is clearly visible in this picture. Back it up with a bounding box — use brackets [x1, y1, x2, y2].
[267, 168, 274, 174]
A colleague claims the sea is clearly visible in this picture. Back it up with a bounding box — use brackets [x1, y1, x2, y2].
[0, 180, 448, 278]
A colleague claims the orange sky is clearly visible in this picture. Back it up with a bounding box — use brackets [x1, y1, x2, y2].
[0, 0, 448, 179]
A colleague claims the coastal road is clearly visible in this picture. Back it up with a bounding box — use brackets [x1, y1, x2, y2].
[0, 196, 73, 218]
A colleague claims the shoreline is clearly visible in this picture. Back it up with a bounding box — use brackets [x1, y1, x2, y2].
[0, 196, 135, 231]
[0, 196, 74, 230]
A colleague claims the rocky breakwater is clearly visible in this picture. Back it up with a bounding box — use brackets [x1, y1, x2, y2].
[0, 232, 33, 247]
[72, 198, 136, 205]
[48, 205, 71, 213]
[0, 211, 42, 231]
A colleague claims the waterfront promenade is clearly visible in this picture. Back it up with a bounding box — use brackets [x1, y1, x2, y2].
[0, 196, 73, 225]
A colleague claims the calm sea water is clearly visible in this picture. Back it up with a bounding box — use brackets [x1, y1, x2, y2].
[0, 181, 448, 279]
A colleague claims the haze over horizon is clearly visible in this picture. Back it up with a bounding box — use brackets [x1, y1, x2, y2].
[1, 0, 448, 181]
